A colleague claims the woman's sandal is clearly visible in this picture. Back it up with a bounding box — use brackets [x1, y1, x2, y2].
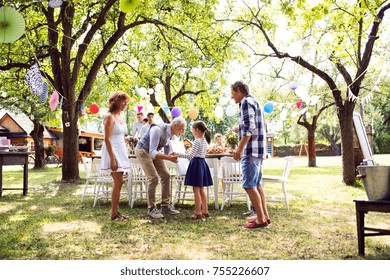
[190, 213, 203, 220]
[202, 213, 210, 218]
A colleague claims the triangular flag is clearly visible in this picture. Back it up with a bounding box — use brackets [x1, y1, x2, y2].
[154, 106, 160, 114]
[137, 105, 143, 113]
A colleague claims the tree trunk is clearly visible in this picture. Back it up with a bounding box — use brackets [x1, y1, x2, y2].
[61, 107, 80, 182]
[30, 120, 45, 169]
[307, 129, 316, 167]
[338, 109, 356, 185]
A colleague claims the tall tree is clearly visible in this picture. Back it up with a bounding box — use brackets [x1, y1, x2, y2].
[222, 0, 390, 184]
[0, 0, 225, 182]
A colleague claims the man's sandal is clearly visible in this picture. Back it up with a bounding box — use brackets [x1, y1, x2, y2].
[110, 213, 128, 221]
[190, 213, 203, 220]
[118, 212, 129, 220]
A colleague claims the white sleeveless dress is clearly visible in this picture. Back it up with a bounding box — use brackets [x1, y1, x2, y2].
[100, 122, 130, 173]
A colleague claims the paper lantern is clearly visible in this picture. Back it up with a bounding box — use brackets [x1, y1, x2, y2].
[214, 106, 223, 118]
[48, 0, 63, 8]
[90, 103, 99, 114]
[26, 64, 43, 96]
[264, 102, 274, 114]
[119, 0, 141, 13]
[40, 82, 48, 103]
[225, 105, 236, 117]
[289, 82, 298, 90]
[171, 106, 182, 118]
[188, 108, 199, 120]
[49, 90, 59, 111]
[0, 7, 25, 43]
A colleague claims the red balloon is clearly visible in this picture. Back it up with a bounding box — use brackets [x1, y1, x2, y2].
[90, 103, 99, 114]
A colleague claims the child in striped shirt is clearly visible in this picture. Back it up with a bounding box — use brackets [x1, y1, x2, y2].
[175, 121, 213, 220]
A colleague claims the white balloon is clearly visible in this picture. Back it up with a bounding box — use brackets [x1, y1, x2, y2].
[309, 95, 320, 105]
[215, 106, 224, 118]
[220, 97, 230, 105]
[298, 107, 308, 115]
[294, 86, 308, 98]
[302, 94, 311, 105]
[280, 109, 288, 121]
[322, 33, 334, 43]
[147, 88, 154, 95]
[287, 41, 302, 57]
[138, 87, 148, 97]
[225, 105, 236, 117]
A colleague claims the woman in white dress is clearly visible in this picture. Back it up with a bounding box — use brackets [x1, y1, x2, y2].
[101, 91, 131, 221]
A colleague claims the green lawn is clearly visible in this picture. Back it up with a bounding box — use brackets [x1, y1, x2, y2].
[0, 155, 389, 260]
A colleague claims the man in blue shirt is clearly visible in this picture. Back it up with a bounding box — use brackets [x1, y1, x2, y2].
[135, 117, 187, 219]
[231, 81, 271, 229]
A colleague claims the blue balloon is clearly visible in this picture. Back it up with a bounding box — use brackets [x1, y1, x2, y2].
[264, 102, 274, 114]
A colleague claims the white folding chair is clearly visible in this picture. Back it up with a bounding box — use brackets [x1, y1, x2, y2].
[220, 156, 250, 211]
[262, 156, 294, 209]
[127, 158, 148, 208]
[81, 157, 98, 201]
[92, 158, 128, 207]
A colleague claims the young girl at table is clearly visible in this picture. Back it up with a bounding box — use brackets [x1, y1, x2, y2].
[175, 121, 213, 220]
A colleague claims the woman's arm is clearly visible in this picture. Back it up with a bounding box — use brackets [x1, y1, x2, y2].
[104, 114, 117, 171]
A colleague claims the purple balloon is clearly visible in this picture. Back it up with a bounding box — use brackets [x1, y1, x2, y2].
[289, 82, 298, 90]
[171, 107, 182, 118]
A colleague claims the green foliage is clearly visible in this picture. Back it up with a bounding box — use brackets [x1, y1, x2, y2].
[375, 132, 390, 153]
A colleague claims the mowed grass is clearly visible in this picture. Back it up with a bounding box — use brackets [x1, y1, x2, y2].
[0, 155, 389, 260]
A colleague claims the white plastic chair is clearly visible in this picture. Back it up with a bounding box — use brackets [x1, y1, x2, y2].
[220, 156, 250, 211]
[262, 156, 294, 209]
[92, 158, 128, 207]
[127, 158, 149, 208]
[81, 157, 98, 201]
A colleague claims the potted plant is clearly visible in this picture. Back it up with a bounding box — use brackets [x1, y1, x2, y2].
[226, 130, 238, 152]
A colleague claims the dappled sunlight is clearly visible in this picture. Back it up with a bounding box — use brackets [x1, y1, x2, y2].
[42, 220, 101, 235]
[47, 207, 66, 214]
[0, 204, 16, 214]
[34, 183, 60, 198]
[29, 205, 39, 211]
[9, 214, 28, 222]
